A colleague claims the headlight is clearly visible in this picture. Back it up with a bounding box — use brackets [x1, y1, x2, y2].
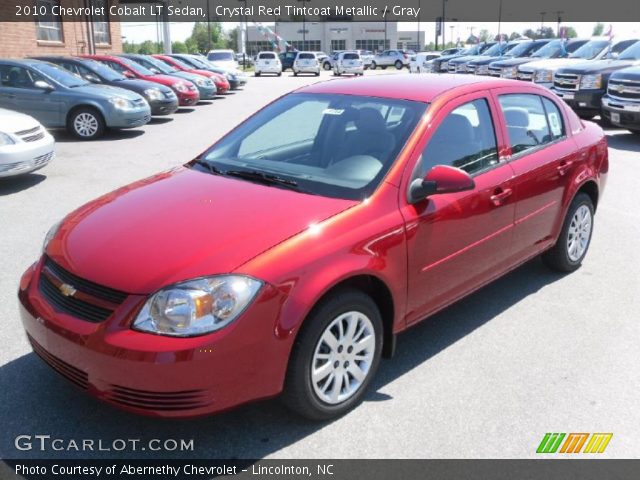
[109, 97, 133, 110]
[0, 131, 16, 146]
[194, 78, 206, 87]
[502, 66, 518, 78]
[534, 70, 553, 83]
[144, 88, 163, 100]
[580, 74, 602, 89]
[174, 82, 189, 93]
[225, 73, 235, 81]
[43, 220, 62, 253]
[132, 275, 263, 337]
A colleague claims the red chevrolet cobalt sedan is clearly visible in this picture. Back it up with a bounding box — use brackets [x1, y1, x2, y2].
[19, 75, 608, 419]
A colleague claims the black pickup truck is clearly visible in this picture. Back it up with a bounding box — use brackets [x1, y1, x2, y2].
[601, 66, 640, 133]
[551, 39, 640, 119]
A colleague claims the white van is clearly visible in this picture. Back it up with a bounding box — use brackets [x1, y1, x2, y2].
[207, 50, 238, 70]
[254, 52, 282, 76]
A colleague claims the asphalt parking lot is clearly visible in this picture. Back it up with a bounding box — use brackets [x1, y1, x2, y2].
[0, 68, 638, 460]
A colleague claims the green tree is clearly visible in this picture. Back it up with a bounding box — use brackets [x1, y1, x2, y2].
[185, 37, 199, 54]
[563, 26, 578, 38]
[523, 28, 537, 39]
[537, 27, 555, 39]
[478, 29, 491, 42]
[137, 40, 159, 54]
[172, 41, 188, 53]
[226, 26, 240, 52]
[190, 22, 224, 53]
[509, 32, 522, 41]
[123, 41, 137, 54]
[592, 22, 604, 36]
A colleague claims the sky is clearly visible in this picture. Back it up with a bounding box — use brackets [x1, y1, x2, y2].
[121, 22, 640, 45]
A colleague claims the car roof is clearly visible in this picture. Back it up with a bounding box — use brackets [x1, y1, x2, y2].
[0, 58, 50, 67]
[297, 74, 522, 102]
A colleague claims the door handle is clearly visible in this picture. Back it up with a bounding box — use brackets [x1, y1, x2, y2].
[490, 187, 513, 206]
[557, 160, 574, 176]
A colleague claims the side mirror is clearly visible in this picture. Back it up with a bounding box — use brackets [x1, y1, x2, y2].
[84, 74, 101, 83]
[123, 70, 135, 78]
[408, 165, 475, 203]
[150, 68, 160, 74]
[33, 80, 54, 91]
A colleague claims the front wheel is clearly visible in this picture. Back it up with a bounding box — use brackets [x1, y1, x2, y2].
[68, 107, 105, 140]
[542, 193, 594, 272]
[282, 290, 383, 420]
[395, 60, 403, 70]
[370, 61, 377, 70]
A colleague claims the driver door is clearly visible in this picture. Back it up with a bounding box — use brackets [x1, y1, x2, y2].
[401, 93, 517, 325]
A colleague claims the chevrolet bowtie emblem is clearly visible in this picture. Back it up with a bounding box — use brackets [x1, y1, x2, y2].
[59, 283, 77, 297]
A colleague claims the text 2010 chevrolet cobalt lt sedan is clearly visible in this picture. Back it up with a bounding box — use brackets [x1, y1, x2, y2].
[19, 75, 608, 419]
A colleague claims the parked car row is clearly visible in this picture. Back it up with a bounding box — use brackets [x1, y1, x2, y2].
[254, 50, 367, 77]
[421, 37, 640, 133]
[0, 53, 250, 176]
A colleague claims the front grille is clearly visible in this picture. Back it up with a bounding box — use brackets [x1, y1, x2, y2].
[28, 334, 88, 390]
[608, 80, 640, 100]
[104, 385, 212, 411]
[38, 257, 128, 323]
[448, 63, 457, 73]
[489, 67, 501, 76]
[133, 98, 147, 107]
[164, 91, 175, 99]
[43, 257, 127, 304]
[15, 125, 46, 142]
[518, 70, 533, 81]
[554, 73, 580, 91]
[39, 274, 113, 322]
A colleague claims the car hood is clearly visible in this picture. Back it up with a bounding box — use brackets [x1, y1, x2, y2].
[520, 58, 591, 71]
[610, 66, 640, 81]
[47, 167, 357, 294]
[171, 71, 208, 83]
[469, 55, 505, 66]
[449, 55, 478, 64]
[0, 108, 41, 132]
[490, 57, 540, 68]
[113, 78, 173, 94]
[555, 59, 639, 75]
[69, 83, 144, 100]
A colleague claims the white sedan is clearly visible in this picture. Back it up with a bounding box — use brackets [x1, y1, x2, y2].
[0, 108, 55, 177]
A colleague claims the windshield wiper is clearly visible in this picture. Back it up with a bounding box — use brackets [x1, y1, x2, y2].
[191, 158, 224, 175]
[224, 169, 302, 190]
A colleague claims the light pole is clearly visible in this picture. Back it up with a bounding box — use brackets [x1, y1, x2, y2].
[238, 0, 248, 69]
[297, 0, 311, 50]
[442, 0, 446, 48]
[449, 26, 454, 47]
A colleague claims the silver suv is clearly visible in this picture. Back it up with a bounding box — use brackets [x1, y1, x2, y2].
[371, 50, 410, 70]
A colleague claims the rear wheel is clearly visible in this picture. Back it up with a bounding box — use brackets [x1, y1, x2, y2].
[370, 61, 377, 70]
[395, 60, 403, 70]
[323, 62, 331, 71]
[282, 290, 383, 420]
[293, 70, 298, 76]
[542, 193, 594, 272]
[68, 107, 105, 140]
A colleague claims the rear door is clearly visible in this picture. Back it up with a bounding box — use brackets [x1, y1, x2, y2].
[401, 93, 517, 324]
[491, 87, 578, 259]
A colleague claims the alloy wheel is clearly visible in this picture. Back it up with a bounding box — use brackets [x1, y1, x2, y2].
[73, 113, 99, 138]
[567, 204, 592, 262]
[311, 311, 376, 405]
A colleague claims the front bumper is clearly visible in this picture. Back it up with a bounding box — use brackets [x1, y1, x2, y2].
[601, 95, 640, 128]
[106, 105, 152, 129]
[18, 259, 292, 418]
[195, 84, 217, 100]
[148, 98, 179, 116]
[553, 88, 604, 114]
[337, 65, 364, 74]
[294, 65, 320, 74]
[0, 130, 55, 177]
[256, 65, 282, 74]
[176, 90, 200, 106]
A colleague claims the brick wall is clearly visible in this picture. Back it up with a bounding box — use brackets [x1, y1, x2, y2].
[0, 0, 123, 58]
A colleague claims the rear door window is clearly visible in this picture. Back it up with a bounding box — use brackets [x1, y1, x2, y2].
[498, 94, 554, 155]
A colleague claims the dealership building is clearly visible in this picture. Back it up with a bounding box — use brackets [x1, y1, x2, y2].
[0, 0, 122, 58]
[241, 22, 426, 55]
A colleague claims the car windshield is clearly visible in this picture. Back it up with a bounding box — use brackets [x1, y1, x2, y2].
[609, 40, 640, 59]
[35, 62, 89, 87]
[506, 41, 537, 57]
[479, 43, 496, 54]
[531, 40, 563, 58]
[482, 43, 505, 56]
[80, 59, 125, 81]
[134, 56, 177, 74]
[619, 41, 640, 60]
[209, 52, 234, 61]
[198, 93, 427, 200]
[570, 40, 609, 59]
[181, 56, 210, 69]
[165, 56, 193, 70]
[118, 57, 155, 76]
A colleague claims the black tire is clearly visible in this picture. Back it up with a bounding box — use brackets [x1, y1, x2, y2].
[395, 60, 403, 70]
[323, 62, 331, 71]
[381, 66, 387, 70]
[370, 61, 377, 70]
[294, 71, 298, 76]
[315, 72, 320, 77]
[254, 72, 260, 77]
[67, 107, 105, 140]
[277, 72, 282, 77]
[282, 289, 383, 420]
[542, 193, 595, 272]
